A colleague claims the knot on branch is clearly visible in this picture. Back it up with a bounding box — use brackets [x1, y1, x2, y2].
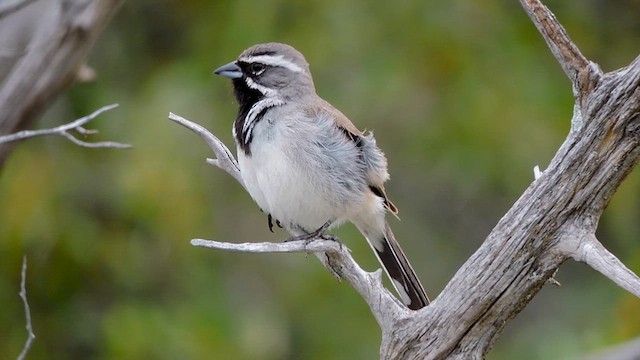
[576, 61, 603, 99]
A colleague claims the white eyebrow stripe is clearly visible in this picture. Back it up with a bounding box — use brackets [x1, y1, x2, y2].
[239, 54, 304, 73]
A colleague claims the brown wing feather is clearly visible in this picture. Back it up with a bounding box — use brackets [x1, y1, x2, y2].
[315, 98, 364, 135]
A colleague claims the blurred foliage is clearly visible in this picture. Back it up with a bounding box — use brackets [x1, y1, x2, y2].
[1, 0, 640, 359]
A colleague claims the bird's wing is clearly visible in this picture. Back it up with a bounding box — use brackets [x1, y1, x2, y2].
[311, 98, 398, 215]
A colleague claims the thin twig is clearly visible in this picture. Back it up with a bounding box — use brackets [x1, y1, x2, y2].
[75, 126, 99, 136]
[60, 131, 130, 149]
[191, 238, 345, 254]
[17, 256, 35, 360]
[0, 103, 132, 148]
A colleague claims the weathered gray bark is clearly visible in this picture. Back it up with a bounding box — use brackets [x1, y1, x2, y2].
[172, 0, 640, 359]
[0, 0, 122, 165]
[380, 1, 640, 358]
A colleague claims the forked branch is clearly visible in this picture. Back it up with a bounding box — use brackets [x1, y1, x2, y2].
[169, 112, 245, 190]
[0, 104, 131, 148]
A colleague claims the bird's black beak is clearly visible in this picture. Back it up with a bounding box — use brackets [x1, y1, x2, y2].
[213, 61, 242, 79]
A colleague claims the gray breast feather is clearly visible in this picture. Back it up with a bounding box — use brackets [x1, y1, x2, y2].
[281, 111, 367, 201]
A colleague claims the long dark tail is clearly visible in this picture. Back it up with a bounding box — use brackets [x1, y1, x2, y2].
[366, 221, 429, 310]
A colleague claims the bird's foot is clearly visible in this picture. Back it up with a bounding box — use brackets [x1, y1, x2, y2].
[284, 230, 335, 244]
[284, 221, 339, 245]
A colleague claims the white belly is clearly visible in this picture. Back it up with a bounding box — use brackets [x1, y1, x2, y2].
[238, 145, 334, 231]
[237, 118, 366, 232]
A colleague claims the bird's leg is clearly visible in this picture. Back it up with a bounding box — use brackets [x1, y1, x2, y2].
[268, 214, 275, 233]
[267, 214, 285, 233]
[285, 221, 338, 244]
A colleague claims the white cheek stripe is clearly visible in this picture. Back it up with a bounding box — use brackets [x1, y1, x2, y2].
[243, 98, 284, 135]
[244, 77, 277, 96]
[240, 54, 304, 73]
[238, 98, 285, 147]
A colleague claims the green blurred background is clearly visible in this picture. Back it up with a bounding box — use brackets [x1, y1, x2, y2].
[2, 0, 640, 359]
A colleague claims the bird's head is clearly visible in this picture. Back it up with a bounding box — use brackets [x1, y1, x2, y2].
[214, 42, 315, 101]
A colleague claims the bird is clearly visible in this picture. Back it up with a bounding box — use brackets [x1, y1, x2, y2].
[213, 42, 429, 310]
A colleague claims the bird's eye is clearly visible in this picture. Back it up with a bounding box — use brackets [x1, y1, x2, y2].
[250, 63, 266, 75]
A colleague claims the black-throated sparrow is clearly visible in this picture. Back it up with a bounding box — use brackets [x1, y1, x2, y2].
[214, 43, 429, 310]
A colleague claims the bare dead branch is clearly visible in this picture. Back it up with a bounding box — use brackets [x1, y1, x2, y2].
[191, 238, 344, 254]
[60, 131, 130, 149]
[168, 112, 245, 190]
[522, 0, 640, 303]
[75, 126, 98, 136]
[0, 103, 131, 148]
[0, 0, 123, 165]
[17, 256, 35, 360]
[559, 232, 640, 298]
[519, 0, 597, 86]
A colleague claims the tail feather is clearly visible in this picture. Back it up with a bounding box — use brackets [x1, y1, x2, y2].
[367, 222, 429, 310]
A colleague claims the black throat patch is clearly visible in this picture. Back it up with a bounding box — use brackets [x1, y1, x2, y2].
[232, 78, 265, 156]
